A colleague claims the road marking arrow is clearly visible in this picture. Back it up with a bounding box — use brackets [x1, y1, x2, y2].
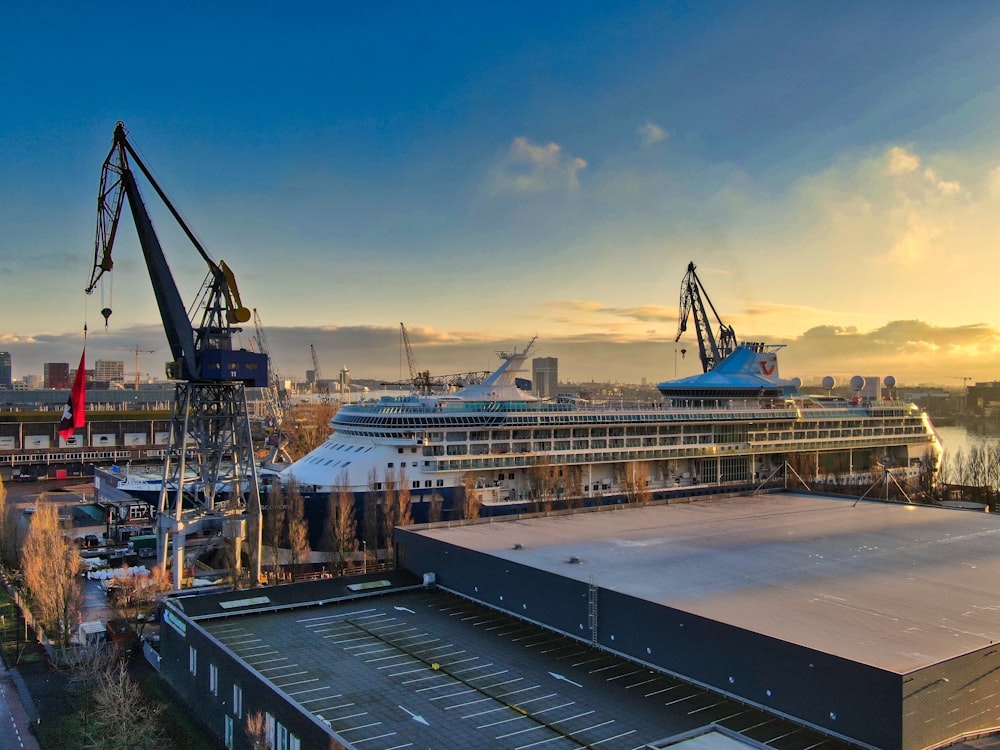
[393, 606, 416, 614]
[548, 671, 583, 688]
[399, 705, 429, 726]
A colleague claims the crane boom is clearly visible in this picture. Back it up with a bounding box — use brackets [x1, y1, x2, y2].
[401, 323, 417, 383]
[674, 261, 737, 373]
[87, 121, 265, 385]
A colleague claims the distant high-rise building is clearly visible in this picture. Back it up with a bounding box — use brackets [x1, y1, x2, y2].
[0, 351, 10, 389]
[44, 362, 70, 389]
[95, 359, 125, 384]
[532, 357, 559, 398]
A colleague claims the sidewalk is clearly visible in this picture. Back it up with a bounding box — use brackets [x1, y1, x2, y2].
[0, 661, 41, 750]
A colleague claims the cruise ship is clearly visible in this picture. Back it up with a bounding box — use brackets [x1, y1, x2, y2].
[281, 337, 941, 519]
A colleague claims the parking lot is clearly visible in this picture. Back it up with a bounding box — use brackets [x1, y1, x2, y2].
[202, 588, 848, 750]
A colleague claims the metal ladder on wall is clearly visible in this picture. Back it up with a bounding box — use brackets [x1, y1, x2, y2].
[588, 576, 598, 646]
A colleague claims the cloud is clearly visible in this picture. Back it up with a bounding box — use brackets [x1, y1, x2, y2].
[547, 300, 676, 325]
[638, 122, 667, 146]
[490, 136, 587, 194]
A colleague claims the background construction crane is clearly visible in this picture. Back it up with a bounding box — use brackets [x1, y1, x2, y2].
[675, 261, 738, 373]
[86, 121, 268, 588]
[100, 344, 156, 390]
[310, 344, 330, 403]
[252, 309, 291, 467]
[400, 322, 433, 394]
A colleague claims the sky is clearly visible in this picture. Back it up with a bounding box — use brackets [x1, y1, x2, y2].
[3, 2, 1000, 389]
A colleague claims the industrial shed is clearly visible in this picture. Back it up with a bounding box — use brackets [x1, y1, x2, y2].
[396, 493, 1000, 750]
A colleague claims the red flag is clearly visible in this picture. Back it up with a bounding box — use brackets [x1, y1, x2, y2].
[59, 349, 86, 440]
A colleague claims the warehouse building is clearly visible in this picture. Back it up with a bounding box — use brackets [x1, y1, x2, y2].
[397, 493, 1000, 750]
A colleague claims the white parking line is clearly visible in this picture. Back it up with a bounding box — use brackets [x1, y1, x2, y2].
[480, 677, 524, 691]
[337, 721, 383, 733]
[496, 723, 549, 739]
[624, 677, 660, 689]
[275, 677, 318, 688]
[328, 635, 374, 644]
[495, 685, 541, 699]
[445, 696, 491, 709]
[297, 609, 376, 623]
[590, 729, 637, 745]
[254, 658, 291, 667]
[606, 669, 643, 681]
[515, 733, 570, 749]
[532, 702, 576, 715]
[415, 681, 461, 694]
[466, 669, 508, 682]
[477, 713, 529, 729]
[464, 705, 513, 719]
[644, 684, 683, 697]
[300, 694, 348, 705]
[377, 658, 418, 670]
[325, 711, 369, 722]
[664, 693, 698, 706]
[549, 710, 596, 725]
[387, 666, 427, 677]
[365, 653, 413, 664]
[400, 673, 449, 686]
[429, 687, 477, 701]
[451, 662, 494, 675]
[350, 731, 399, 744]
[571, 719, 615, 734]
[513, 692, 558, 706]
[440, 656, 479, 668]
[354, 646, 397, 656]
[288, 685, 338, 697]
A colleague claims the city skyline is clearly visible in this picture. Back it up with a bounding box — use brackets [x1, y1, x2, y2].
[3, 4, 1000, 387]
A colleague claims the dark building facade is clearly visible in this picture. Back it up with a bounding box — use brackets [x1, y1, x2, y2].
[43, 361, 70, 389]
[0, 351, 10, 389]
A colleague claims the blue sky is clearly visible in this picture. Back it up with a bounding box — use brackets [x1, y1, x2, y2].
[3, 2, 1000, 387]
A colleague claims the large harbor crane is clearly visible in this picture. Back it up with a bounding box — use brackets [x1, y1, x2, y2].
[86, 121, 268, 588]
[675, 261, 738, 373]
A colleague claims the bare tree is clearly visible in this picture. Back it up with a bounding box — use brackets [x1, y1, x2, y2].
[0, 503, 25, 570]
[564, 465, 585, 509]
[620, 461, 649, 504]
[107, 565, 172, 639]
[383, 468, 412, 565]
[21, 502, 82, 645]
[322, 470, 358, 575]
[285, 480, 311, 580]
[527, 457, 555, 511]
[285, 401, 339, 460]
[380, 471, 398, 563]
[262, 481, 287, 583]
[244, 710, 272, 750]
[80, 661, 167, 750]
[363, 467, 379, 555]
[459, 473, 481, 520]
[427, 492, 443, 523]
[0, 474, 6, 563]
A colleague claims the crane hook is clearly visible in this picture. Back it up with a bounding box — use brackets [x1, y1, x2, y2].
[101, 307, 112, 329]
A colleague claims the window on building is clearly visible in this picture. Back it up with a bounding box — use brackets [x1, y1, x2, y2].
[209, 663, 218, 696]
[224, 715, 234, 749]
[265, 713, 275, 748]
[233, 684, 243, 718]
[189, 646, 197, 676]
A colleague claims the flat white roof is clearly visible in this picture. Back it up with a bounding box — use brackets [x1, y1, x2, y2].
[412, 494, 1000, 673]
